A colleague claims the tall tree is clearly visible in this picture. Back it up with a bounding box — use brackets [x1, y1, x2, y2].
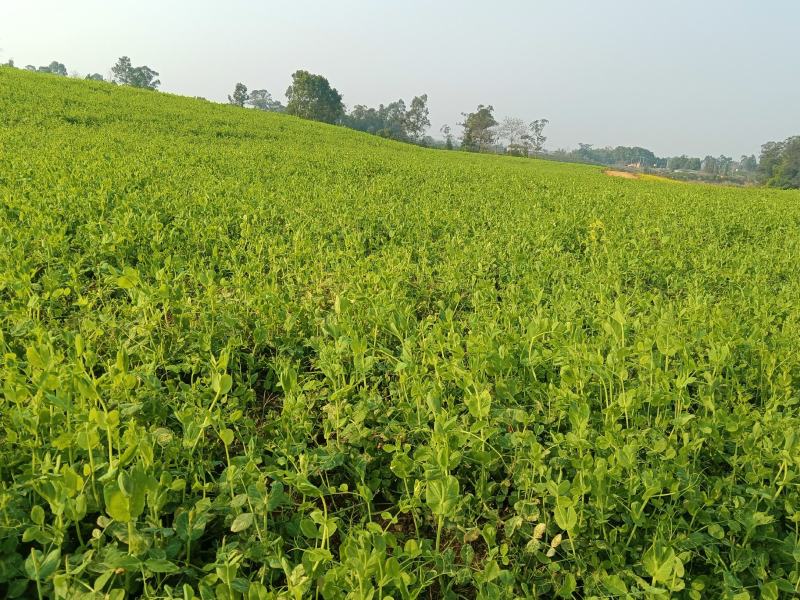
[759, 136, 800, 189]
[528, 119, 549, 153]
[404, 94, 430, 143]
[739, 154, 758, 172]
[498, 117, 529, 156]
[701, 156, 718, 174]
[37, 61, 67, 76]
[247, 89, 284, 112]
[285, 70, 344, 124]
[346, 105, 383, 135]
[716, 155, 733, 176]
[440, 124, 454, 150]
[129, 65, 160, 89]
[460, 105, 497, 152]
[228, 83, 248, 107]
[111, 56, 134, 85]
[111, 57, 160, 89]
[377, 100, 407, 140]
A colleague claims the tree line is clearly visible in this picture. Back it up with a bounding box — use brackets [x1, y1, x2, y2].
[225, 71, 548, 157]
[2, 57, 797, 188]
[1, 56, 161, 89]
[546, 144, 779, 184]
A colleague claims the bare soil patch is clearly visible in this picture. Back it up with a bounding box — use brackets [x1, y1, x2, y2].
[604, 170, 639, 179]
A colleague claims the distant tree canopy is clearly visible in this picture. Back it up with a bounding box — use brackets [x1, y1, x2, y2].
[228, 83, 248, 107]
[405, 94, 430, 143]
[346, 100, 407, 139]
[85, 73, 104, 82]
[285, 70, 344, 124]
[460, 105, 498, 152]
[226, 83, 285, 112]
[740, 154, 758, 172]
[247, 89, 284, 112]
[440, 125, 454, 150]
[666, 155, 702, 171]
[759, 136, 800, 189]
[27, 61, 67, 76]
[111, 56, 160, 90]
[344, 94, 430, 144]
[571, 144, 659, 167]
[497, 117, 549, 156]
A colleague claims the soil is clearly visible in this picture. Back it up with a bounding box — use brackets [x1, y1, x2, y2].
[604, 170, 639, 179]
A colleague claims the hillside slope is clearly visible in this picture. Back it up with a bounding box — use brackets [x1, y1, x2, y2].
[2, 67, 800, 598]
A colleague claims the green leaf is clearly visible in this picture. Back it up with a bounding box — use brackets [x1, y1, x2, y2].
[293, 476, 321, 497]
[212, 373, 233, 395]
[219, 428, 234, 446]
[267, 482, 290, 511]
[104, 482, 131, 522]
[554, 505, 577, 532]
[464, 388, 492, 419]
[603, 574, 628, 595]
[390, 453, 414, 479]
[303, 547, 332, 563]
[760, 582, 779, 600]
[30, 505, 45, 526]
[25, 548, 60, 580]
[299, 518, 319, 538]
[642, 544, 677, 584]
[426, 475, 460, 516]
[145, 558, 180, 573]
[231, 512, 255, 533]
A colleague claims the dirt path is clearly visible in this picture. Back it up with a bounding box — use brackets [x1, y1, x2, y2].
[604, 170, 639, 179]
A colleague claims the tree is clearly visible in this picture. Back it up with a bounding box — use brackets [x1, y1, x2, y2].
[759, 136, 800, 189]
[377, 100, 407, 140]
[111, 56, 160, 89]
[85, 73, 104, 82]
[774, 137, 800, 189]
[759, 141, 785, 182]
[129, 65, 160, 89]
[404, 94, 430, 143]
[701, 156, 718, 174]
[247, 89, 284, 112]
[460, 105, 497, 152]
[528, 119, 549, 153]
[285, 70, 344, 124]
[111, 56, 133, 84]
[498, 117, 529, 155]
[228, 83, 248, 107]
[440, 124, 454, 150]
[740, 154, 758, 172]
[346, 105, 382, 134]
[36, 61, 67, 76]
[344, 99, 409, 141]
[716, 155, 733, 176]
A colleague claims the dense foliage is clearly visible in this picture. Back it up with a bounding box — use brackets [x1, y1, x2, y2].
[285, 70, 344, 125]
[344, 95, 430, 145]
[759, 137, 800, 190]
[2, 67, 800, 599]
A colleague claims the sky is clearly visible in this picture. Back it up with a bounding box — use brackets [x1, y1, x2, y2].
[2, 0, 799, 157]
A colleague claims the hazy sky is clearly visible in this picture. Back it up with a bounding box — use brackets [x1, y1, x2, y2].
[3, 0, 798, 157]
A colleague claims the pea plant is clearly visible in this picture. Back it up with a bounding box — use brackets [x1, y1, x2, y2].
[1, 66, 800, 599]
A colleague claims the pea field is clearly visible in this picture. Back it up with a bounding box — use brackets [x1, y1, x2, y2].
[2, 67, 800, 599]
